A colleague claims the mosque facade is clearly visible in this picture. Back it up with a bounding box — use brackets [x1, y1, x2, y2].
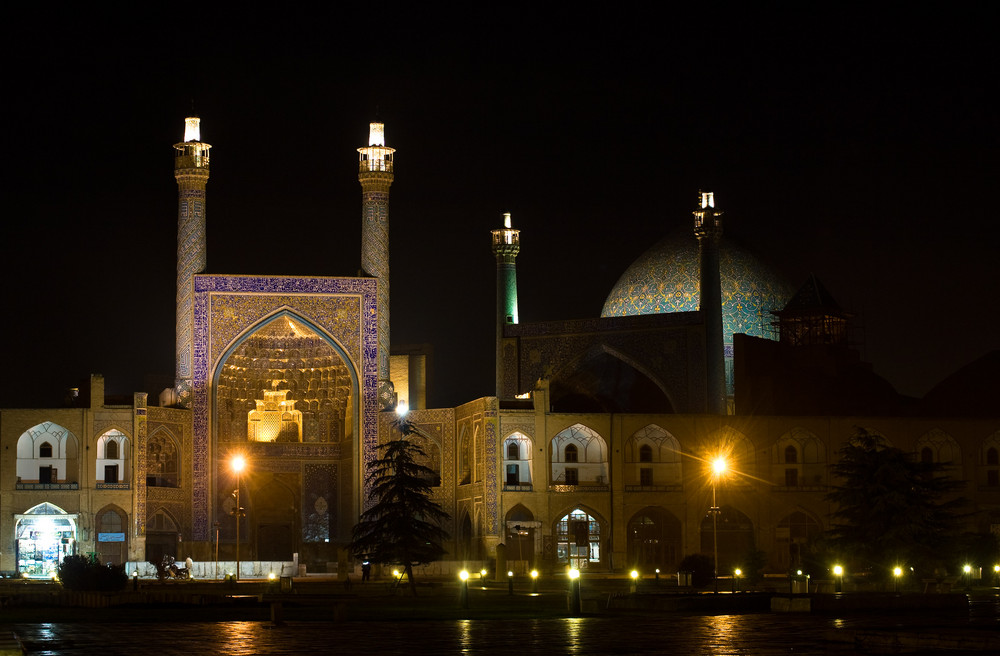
[1, 119, 997, 579]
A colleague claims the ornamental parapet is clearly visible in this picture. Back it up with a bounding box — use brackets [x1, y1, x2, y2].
[16, 482, 79, 490]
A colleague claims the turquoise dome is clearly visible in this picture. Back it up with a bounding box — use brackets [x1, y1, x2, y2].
[601, 235, 793, 348]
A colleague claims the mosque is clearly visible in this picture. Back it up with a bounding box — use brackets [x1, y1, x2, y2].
[1, 118, 997, 579]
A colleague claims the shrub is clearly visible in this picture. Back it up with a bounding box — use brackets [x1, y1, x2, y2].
[57, 554, 128, 591]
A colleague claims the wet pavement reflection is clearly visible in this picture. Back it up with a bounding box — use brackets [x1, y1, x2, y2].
[11, 612, 995, 655]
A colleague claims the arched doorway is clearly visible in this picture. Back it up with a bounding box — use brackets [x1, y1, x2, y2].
[700, 505, 754, 573]
[96, 506, 128, 565]
[627, 507, 682, 571]
[458, 513, 473, 563]
[146, 510, 180, 564]
[556, 508, 603, 570]
[505, 504, 535, 570]
[775, 511, 821, 571]
[15, 503, 77, 578]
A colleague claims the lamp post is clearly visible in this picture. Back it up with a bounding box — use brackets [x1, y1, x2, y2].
[710, 457, 728, 594]
[231, 455, 246, 582]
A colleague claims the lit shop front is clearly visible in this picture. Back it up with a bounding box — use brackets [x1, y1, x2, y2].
[15, 503, 78, 578]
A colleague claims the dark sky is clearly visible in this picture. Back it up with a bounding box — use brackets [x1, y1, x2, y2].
[3, 6, 997, 409]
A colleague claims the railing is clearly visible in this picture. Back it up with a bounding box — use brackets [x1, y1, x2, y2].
[773, 485, 828, 492]
[16, 482, 79, 490]
[502, 484, 533, 492]
[624, 484, 683, 492]
[548, 484, 610, 493]
[96, 482, 131, 490]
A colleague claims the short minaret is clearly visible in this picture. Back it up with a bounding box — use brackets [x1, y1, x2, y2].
[358, 122, 396, 409]
[173, 116, 211, 406]
[693, 190, 727, 415]
[491, 212, 520, 398]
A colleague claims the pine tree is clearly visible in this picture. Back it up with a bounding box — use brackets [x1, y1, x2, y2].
[350, 417, 450, 595]
[825, 428, 967, 579]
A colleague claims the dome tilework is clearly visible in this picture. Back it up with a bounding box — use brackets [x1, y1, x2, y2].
[601, 236, 793, 346]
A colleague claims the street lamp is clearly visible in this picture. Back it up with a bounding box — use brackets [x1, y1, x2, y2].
[710, 456, 728, 594]
[231, 455, 246, 582]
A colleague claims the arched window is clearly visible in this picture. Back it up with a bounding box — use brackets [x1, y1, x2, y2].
[556, 508, 602, 569]
[565, 444, 578, 463]
[987, 447, 998, 466]
[507, 442, 519, 460]
[784, 445, 797, 464]
[106, 441, 119, 459]
[40, 442, 53, 458]
[638, 444, 653, 463]
[147, 431, 179, 487]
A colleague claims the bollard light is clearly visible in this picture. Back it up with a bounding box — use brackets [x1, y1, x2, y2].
[567, 568, 581, 616]
[269, 572, 277, 581]
[480, 568, 488, 582]
[568, 568, 580, 580]
[892, 566, 902, 593]
[833, 565, 844, 593]
[734, 567, 742, 593]
[507, 570, 514, 595]
[530, 569, 539, 593]
[459, 570, 470, 609]
[630, 569, 639, 580]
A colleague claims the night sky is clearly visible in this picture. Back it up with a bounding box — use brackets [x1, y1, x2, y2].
[3, 6, 996, 409]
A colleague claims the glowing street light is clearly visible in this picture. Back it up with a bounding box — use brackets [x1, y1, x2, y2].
[459, 569, 470, 608]
[231, 455, 247, 582]
[963, 563, 972, 590]
[833, 564, 844, 593]
[507, 570, 514, 595]
[630, 569, 639, 593]
[893, 566, 903, 593]
[710, 456, 728, 594]
[568, 567, 581, 616]
[530, 569, 539, 594]
[734, 568, 742, 593]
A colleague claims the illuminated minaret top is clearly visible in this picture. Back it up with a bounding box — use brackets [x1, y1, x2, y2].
[491, 212, 521, 398]
[693, 190, 727, 414]
[358, 122, 396, 409]
[173, 116, 212, 406]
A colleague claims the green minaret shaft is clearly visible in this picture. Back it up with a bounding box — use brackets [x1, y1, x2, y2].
[492, 212, 520, 399]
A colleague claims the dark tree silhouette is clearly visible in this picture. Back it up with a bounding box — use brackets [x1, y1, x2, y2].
[825, 428, 967, 579]
[350, 417, 450, 595]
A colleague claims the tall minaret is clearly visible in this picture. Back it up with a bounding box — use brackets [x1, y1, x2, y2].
[491, 212, 520, 398]
[693, 190, 727, 415]
[358, 122, 395, 409]
[173, 116, 211, 406]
